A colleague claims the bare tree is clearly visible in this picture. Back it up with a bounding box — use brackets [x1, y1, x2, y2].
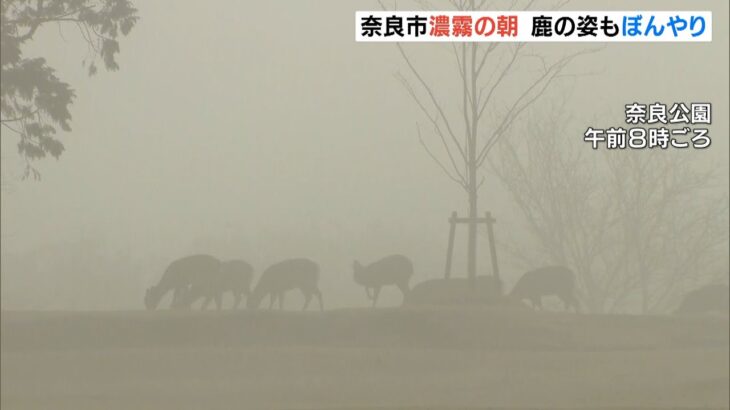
[379, 0, 595, 288]
[490, 96, 613, 312]
[601, 148, 728, 313]
[491, 93, 729, 313]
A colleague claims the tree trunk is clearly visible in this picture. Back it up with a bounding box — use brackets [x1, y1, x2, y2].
[467, 163, 478, 290]
[466, 38, 479, 290]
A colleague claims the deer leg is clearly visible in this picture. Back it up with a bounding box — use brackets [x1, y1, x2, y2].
[534, 297, 543, 310]
[170, 288, 179, 308]
[185, 285, 207, 310]
[315, 289, 323, 311]
[214, 292, 222, 311]
[174, 287, 189, 310]
[396, 281, 409, 296]
[201, 296, 211, 311]
[561, 293, 578, 312]
[372, 287, 381, 308]
[302, 291, 312, 311]
[241, 288, 251, 309]
[183, 285, 196, 309]
[567, 293, 580, 313]
[268, 293, 276, 310]
[278, 291, 285, 310]
[560, 295, 569, 311]
[233, 292, 242, 310]
[202, 288, 217, 310]
[171, 286, 186, 309]
[364, 287, 373, 300]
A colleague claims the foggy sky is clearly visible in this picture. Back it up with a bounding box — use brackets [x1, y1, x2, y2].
[1, 0, 728, 309]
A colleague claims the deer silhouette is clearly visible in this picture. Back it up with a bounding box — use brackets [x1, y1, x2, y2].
[247, 258, 323, 311]
[353, 254, 413, 307]
[509, 265, 580, 312]
[404, 275, 503, 306]
[144, 254, 222, 310]
[181, 259, 254, 310]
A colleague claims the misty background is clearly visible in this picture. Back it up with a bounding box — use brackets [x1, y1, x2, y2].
[2, 0, 728, 311]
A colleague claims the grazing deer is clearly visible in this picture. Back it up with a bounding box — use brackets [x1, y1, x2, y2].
[181, 259, 254, 310]
[144, 254, 222, 310]
[353, 254, 413, 307]
[246, 258, 323, 311]
[674, 284, 729, 316]
[509, 265, 580, 312]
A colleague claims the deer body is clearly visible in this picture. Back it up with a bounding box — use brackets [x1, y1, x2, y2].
[247, 258, 323, 311]
[404, 275, 502, 306]
[674, 284, 729, 316]
[183, 259, 254, 309]
[353, 254, 413, 307]
[145, 254, 222, 310]
[509, 265, 579, 312]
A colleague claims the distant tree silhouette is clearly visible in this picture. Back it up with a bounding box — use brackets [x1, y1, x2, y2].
[1, 0, 138, 179]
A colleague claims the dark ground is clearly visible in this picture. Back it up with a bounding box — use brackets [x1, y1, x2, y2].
[2, 307, 728, 409]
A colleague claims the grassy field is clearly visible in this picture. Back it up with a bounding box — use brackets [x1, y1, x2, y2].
[2, 307, 728, 409]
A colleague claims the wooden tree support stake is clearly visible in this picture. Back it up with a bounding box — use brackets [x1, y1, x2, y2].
[443, 210, 500, 281]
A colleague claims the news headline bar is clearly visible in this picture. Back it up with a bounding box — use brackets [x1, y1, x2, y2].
[355, 11, 712, 42]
